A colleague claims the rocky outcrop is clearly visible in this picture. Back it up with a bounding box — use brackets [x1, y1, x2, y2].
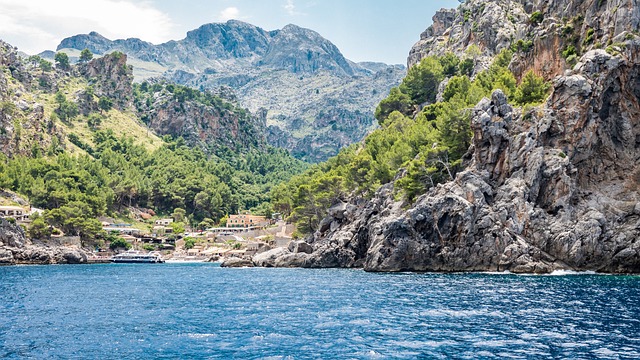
[0, 40, 66, 158]
[265, 38, 640, 273]
[410, 0, 640, 81]
[220, 257, 254, 268]
[253, 247, 308, 268]
[56, 20, 405, 162]
[408, 1, 529, 71]
[79, 52, 134, 110]
[0, 219, 89, 265]
[133, 79, 266, 154]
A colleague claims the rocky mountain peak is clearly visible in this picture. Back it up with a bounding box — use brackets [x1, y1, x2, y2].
[260, 23, 355, 75]
[57, 31, 113, 54]
[184, 20, 271, 59]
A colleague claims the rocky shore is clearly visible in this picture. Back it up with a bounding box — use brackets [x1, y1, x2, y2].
[0, 219, 89, 265]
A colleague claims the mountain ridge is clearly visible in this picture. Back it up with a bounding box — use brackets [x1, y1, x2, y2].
[53, 20, 405, 162]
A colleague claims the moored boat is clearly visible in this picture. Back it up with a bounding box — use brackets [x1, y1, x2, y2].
[111, 250, 165, 263]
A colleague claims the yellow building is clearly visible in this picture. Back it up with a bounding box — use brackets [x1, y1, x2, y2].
[226, 213, 270, 229]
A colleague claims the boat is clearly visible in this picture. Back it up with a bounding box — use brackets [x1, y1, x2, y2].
[111, 250, 165, 264]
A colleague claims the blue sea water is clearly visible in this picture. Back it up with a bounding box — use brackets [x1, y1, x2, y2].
[0, 264, 639, 359]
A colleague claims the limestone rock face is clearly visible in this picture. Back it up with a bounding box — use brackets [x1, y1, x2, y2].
[253, 248, 290, 267]
[410, 0, 640, 81]
[79, 52, 134, 110]
[0, 219, 89, 265]
[0, 218, 27, 248]
[265, 38, 640, 273]
[0, 41, 66, 158]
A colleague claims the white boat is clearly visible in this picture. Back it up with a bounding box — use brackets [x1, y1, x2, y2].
[111, 250, 165, 264]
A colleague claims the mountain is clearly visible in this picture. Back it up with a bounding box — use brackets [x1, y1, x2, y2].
[56, 21, 405, 162]
[0, 39, 310, 263]
[260, 0, 640, 273]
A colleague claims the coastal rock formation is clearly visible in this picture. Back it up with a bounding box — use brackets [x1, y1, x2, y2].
[0, 219, 89, 265]
[55, 21, 405, 162]
[258, 0, 640, 273]
[220, 257, 254, 268]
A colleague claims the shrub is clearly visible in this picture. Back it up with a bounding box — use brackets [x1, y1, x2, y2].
[584, 28, 595, 45]
[514, 70, 550, 106]
[530, 11, 544, 26]
[109, 237, 132, 250]
[184, 237, 195, 249]
[143, 244, 155, 251]
[561, 45, 578, 59]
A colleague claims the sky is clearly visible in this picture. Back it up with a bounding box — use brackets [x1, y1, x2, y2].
[0, 0, 461, 65]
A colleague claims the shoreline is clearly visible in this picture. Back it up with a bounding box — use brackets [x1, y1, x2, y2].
[2, 260, 638, 276]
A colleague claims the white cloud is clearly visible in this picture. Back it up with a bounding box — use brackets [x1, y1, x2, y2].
[283, 0, 304, 16]
[218, 7, 240, 21]
[284, 0, 296, 15]
[0, 0, 175, 54]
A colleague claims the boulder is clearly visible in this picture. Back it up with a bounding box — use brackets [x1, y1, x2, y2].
[62, 249, 88, 264]
[253, 248, 289, 267]
[0, 248, 14, 265]
[288, 240, 314, 254]
[220, 257, 254, 268]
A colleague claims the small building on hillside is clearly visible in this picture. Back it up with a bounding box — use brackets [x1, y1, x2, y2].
[0, 206, 28, 222]
[227, 212, 270, 229]
[155, 219, 174, 226]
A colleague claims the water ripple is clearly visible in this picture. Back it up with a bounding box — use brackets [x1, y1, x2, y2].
[0, 265, 639, 359]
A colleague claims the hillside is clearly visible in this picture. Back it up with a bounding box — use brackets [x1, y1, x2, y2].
[54, 21, 406, 162]
[0, 39, 308, 249]
[261, 0, 640, 273]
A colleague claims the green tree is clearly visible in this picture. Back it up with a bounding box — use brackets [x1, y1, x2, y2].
[39, 59, 53, 72]
[172, 208, 186, 222]
[54, 52, 70, 70]
[109, 236, 132, 250]
[170, 221, 185, 234]
[54, 91, 79, 121]
[400, 56, 444, 105]
[514, 70, 550, 105]
[28, 213, 52, 240]
[184, 237, 196, 249]
[442, 75, 472, 102]
[459, 58, 475, 76]
[98, 96, 113, 113]
[374, 87, 412, 125]
[79, 48, 93, 63]
[439, 52, 460, 77]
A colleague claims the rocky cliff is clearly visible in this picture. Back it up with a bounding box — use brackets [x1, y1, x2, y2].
[0, 219, 88, 265]
[409, 0, 640, 80]
[260, 0, 640, 273]
[56, 21, 405, 162]
[0, 40, 66, 158]
[133, 80, 266, 154]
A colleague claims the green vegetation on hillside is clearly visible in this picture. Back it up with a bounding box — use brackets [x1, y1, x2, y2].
[0, 49, 308, 241]
[0, 132, 307, 239]
[273, 50, 550, 235]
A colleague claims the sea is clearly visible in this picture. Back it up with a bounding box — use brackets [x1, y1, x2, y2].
[0, 263, 639, 359]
